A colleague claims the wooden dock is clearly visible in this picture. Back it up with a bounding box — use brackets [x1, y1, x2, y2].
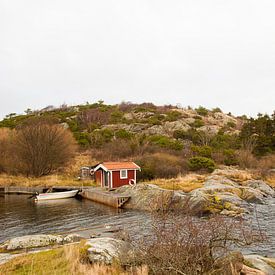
[0, 186, 130, 209]
[80, 189, 130, 208]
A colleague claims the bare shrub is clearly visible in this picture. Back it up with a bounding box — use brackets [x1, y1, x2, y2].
[12, 119, 77, 177]
[78, 108, 111, 131]
[236, 149, 258, 169]
[135, 152, 187, 180]
[256, 154, 275, 177]
[118, 101, 138, 113]
[0, 128, 14, 173]
[127, 212, 263, 275]
[91, 136, 155, 161]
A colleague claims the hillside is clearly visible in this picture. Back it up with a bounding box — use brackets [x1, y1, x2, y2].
[0, 101, 244, 143]
[0, 101, 274, 181]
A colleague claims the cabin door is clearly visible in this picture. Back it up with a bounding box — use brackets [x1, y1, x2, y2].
[103, 171, 109, 188]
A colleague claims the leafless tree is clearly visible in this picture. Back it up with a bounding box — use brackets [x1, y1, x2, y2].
[13, 119, 77, 177]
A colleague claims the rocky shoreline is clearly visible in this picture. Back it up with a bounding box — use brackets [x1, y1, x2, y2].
[1, 234, 275, 274]
[114, 168, 275, 217]
[1, 167, 274, 274]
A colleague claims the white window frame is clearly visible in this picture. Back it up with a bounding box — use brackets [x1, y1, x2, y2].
[120, 169, 128, 179]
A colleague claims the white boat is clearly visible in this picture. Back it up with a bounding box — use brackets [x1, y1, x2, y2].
[35, 190, 79, 201]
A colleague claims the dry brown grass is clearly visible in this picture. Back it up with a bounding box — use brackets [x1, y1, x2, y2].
[0, 153, 99, 187]
[0, 173, 97, 187]
[62, 154, 98, 177]
[148, 173, 206, 192]
[213, 167, 253, 182]
[266, 175, 275, 188]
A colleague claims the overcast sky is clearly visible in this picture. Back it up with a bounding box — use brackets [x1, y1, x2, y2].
[0, 0, 274, 119]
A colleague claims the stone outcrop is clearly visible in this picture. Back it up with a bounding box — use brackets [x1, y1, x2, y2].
[86, 237, 130, 264]
[114, 168, 274, 217]
[0, 234, 82, 251]
[114, 184, 177, 211]
[244, 255, 275, 275]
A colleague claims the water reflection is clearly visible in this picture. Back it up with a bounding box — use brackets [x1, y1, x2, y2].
[0, 195, 148, 243]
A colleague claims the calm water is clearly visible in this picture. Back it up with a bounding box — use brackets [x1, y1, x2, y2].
[0, 195, 274, 257]
[0, 194, 150, 243]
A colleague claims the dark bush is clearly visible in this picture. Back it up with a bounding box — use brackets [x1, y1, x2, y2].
[191, 118, 205, 128]
[165, 110, 182, 122]
[187, 156, 216, 172]
[191, 145, 213, 158]
[115, 129, 133, 139]
[223, 149, 238, 166]
[149, 135, 183, 151]
[195, 106, 209, 116]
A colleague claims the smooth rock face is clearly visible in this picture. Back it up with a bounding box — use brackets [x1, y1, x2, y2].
[0, 234, 82, 251]
[114, 184, 177, 211]
[245, 180, 275, 197]
[241, 264, 266, 275]
[86, 237, 130, 264]
[244, 255, 275, 275]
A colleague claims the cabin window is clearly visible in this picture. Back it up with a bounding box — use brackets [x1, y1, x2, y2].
[120, 169, 128, 179]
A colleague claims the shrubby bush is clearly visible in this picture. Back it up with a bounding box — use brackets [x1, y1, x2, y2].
[149, 135, 184, 151]
[187, 156, 216, 172]
[212, 107, 222, 113]
[191, 118, 205, 128]
[195, 106, 209, 116]
[135, 153, 186, 180]
[223, 149, 238, 166]
[165, 110, 182, 122]
[90, 129, 114, 146]
[191, 145, 213, 158]
[110, 110, 124, 123]
[115, 129, 133, 139]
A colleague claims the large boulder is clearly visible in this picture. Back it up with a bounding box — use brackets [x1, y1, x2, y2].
[86, 237, 130, 264]
[145, 125, 166, 136]
[163, 120, 191, 133]
[0, 234, 82, 251]
[198, 125, 220, 135]
[114, 184, 178, 211]
[212, 168, 253, 182]
[244, 255, 275, 275]
[245, 180, 275, 197]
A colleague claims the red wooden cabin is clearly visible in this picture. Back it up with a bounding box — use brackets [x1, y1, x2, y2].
[93, 162, 141, 188]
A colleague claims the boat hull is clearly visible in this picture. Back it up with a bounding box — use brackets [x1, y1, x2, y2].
[35, 190, 79, 201]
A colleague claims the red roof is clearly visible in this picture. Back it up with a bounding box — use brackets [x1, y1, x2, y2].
[100, 162, 140, 171]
